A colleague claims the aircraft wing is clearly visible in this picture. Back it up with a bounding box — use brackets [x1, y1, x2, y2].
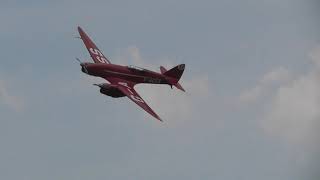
[110, 79, 162, 121]
[78, 26, 111, 64]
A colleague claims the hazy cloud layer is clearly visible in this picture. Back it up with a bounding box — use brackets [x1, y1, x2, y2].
[237, 46, 320, 148]
[262, 47, 320, 147]
[234, 46, 320, 179]
[239, 67, 291, 104]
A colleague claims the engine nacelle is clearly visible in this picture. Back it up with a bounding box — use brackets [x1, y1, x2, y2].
[97, 83, 126, 98]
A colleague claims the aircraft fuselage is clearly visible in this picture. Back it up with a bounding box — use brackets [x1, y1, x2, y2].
[82, 63, 173, 85]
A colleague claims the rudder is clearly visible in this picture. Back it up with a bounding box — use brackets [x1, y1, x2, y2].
[160, 64, 185, 92]
[163, 64, 185, 82]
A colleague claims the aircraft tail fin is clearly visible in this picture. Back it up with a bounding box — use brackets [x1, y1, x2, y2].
[160, 64, 185, 92]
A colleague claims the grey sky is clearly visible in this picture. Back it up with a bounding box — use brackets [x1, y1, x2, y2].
[0, 0, 319, 179]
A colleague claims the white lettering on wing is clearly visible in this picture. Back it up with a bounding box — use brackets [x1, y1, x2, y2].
[89, 48, 107, 63]
[118, 82, 144, 103]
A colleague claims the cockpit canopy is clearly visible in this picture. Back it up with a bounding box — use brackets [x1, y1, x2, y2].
[127, 65, 146, 72]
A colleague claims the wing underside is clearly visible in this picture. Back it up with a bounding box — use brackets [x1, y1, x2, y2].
[110, 79, 162, 121]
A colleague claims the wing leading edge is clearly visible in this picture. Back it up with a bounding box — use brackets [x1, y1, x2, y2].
[78, 26, 111, 64]
[110, 79, 162, 122]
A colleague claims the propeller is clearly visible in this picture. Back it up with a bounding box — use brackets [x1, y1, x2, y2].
[76, 57, 82, 64]
[93, 83, 103, 88]
[76, 58, 88, 74]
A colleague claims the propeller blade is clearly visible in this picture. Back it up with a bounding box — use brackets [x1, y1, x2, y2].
[93, 83, 103, 87]
[76, 58, 82, 64]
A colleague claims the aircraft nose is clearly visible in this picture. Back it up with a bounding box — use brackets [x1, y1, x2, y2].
[80, 63, 88, 74]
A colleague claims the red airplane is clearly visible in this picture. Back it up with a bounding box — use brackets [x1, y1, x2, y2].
[76, 26, 185, 121]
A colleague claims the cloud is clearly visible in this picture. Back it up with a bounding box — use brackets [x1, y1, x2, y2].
[235, 46, 320, 150]
[259, 50, 320, 179]
[234, 47, 320, 179]
[114, 46, 210, 123]
[238, 67, 291, 104]
[0, 79, 24, 112]
[136, 75, 210, 123]
[261, 47, 320, 148]
[262, 71, 320, 145]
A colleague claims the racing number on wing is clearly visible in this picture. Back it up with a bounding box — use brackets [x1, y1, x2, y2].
[90, 48, 107, 63]
[118, 82, 144, 103]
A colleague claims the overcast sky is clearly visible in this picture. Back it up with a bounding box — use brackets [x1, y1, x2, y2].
[0, 0, 320, 179]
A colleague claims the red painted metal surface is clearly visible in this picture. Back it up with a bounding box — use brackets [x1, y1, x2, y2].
[77, 26, 185, 121]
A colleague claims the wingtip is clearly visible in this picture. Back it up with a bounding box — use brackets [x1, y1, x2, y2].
[155, 115, 163, 122]
[77, 26, 84, 34]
